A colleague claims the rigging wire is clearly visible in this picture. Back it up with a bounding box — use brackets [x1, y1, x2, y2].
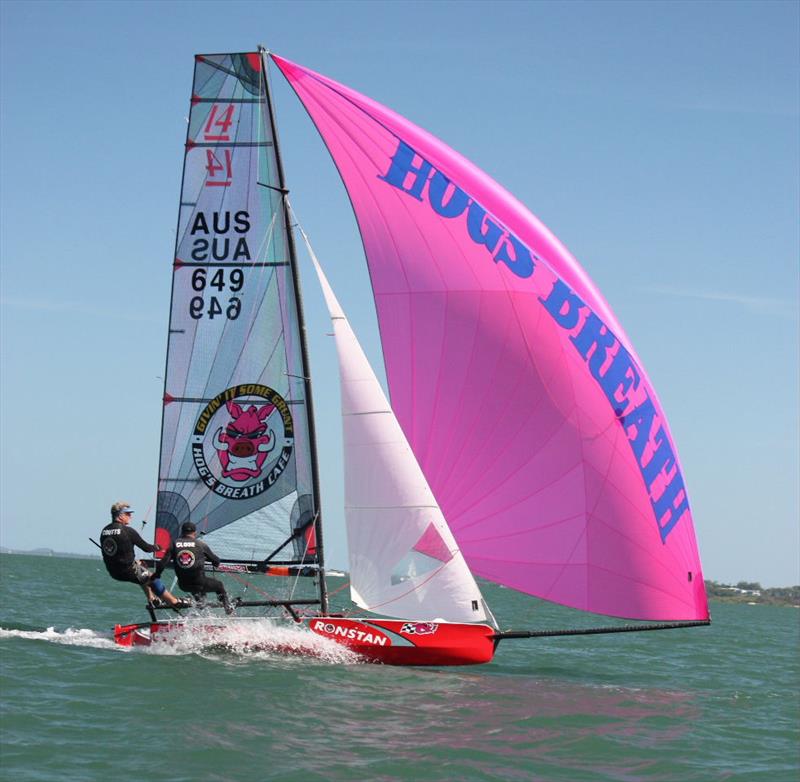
[287, 522, 313, 612]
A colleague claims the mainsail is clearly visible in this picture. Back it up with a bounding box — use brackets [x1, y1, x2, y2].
[155, 53, 319, 569]
[274, 54, 708, 621]
[301, 228, 488, 623]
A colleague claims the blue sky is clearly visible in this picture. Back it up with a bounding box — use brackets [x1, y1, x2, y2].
[1, 0, 797, 587]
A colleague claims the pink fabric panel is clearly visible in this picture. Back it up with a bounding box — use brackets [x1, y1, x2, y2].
[274, 55, 708, 621]
[413, 523, 455, 564]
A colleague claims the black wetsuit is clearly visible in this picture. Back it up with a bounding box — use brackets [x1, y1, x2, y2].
[156, 536, 228, 604]
[100, 521, 158, 585]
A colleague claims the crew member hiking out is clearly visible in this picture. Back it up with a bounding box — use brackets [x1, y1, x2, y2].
[156, 521, 234, 614]
[100, 502, 184, 609]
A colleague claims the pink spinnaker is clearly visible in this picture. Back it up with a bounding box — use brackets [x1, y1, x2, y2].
[274, 54, 708, 621]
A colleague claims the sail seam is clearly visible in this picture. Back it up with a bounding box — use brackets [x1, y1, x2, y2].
[191, 97, 265, 104]
[187, 141, 274, 148]
[174, 261, 289, 268]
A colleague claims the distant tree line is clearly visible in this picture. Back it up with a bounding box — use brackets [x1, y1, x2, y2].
[705, 580, 800, 606]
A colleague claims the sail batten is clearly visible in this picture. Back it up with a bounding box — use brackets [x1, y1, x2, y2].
[275, 54, 708, 621]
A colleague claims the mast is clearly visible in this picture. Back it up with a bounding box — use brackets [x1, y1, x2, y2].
[259, 47, 329, 615]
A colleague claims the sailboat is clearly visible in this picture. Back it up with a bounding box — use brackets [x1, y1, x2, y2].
[112, 50, 710, 665]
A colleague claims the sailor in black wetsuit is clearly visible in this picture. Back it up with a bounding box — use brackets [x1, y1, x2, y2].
[100, 502, 183, 608]
[156, 521, 234, 614]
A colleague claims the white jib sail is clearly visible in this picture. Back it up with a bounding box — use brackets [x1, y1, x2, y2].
[299, 226, 488, 623]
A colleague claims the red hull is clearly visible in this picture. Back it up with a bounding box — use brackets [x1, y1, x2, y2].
[305, 617, 496, 665]
[113, 616, 497, 665]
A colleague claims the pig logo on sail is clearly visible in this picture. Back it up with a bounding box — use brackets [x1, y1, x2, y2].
[191, 384, 295, 501]
[213, 401, 276, 481]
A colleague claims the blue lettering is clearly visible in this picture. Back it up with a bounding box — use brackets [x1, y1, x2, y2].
[641, 426, 675, 489]
[378, 139, 688, 542]
[570, 312, 617, 379]
[621, 397, 656, 461]
[539, 279, 585, 329]
[428, 172, 469, 217]
[466, 202, 503, 253]
[597, 346, 640, 413]
[652, 473, 690, 543]
[378, 141, 431, 201]
[493, 234, 534, 278]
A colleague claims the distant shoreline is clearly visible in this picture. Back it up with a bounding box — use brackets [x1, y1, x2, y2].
[1, 547, 101, 560]
[704, 580, 799, 607]
[2, 548, 797, 606]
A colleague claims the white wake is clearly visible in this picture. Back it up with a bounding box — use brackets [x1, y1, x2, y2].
[0, 618, 363, 665]
[0, 626, 120, 650]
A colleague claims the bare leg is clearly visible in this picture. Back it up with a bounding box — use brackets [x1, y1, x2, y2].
[160, 588, 183, 606]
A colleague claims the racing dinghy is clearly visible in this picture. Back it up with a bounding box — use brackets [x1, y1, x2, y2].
[113, 51, 708, 665]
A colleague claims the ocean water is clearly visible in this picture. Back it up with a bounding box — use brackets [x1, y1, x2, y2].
[0, 554, 797, 782]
